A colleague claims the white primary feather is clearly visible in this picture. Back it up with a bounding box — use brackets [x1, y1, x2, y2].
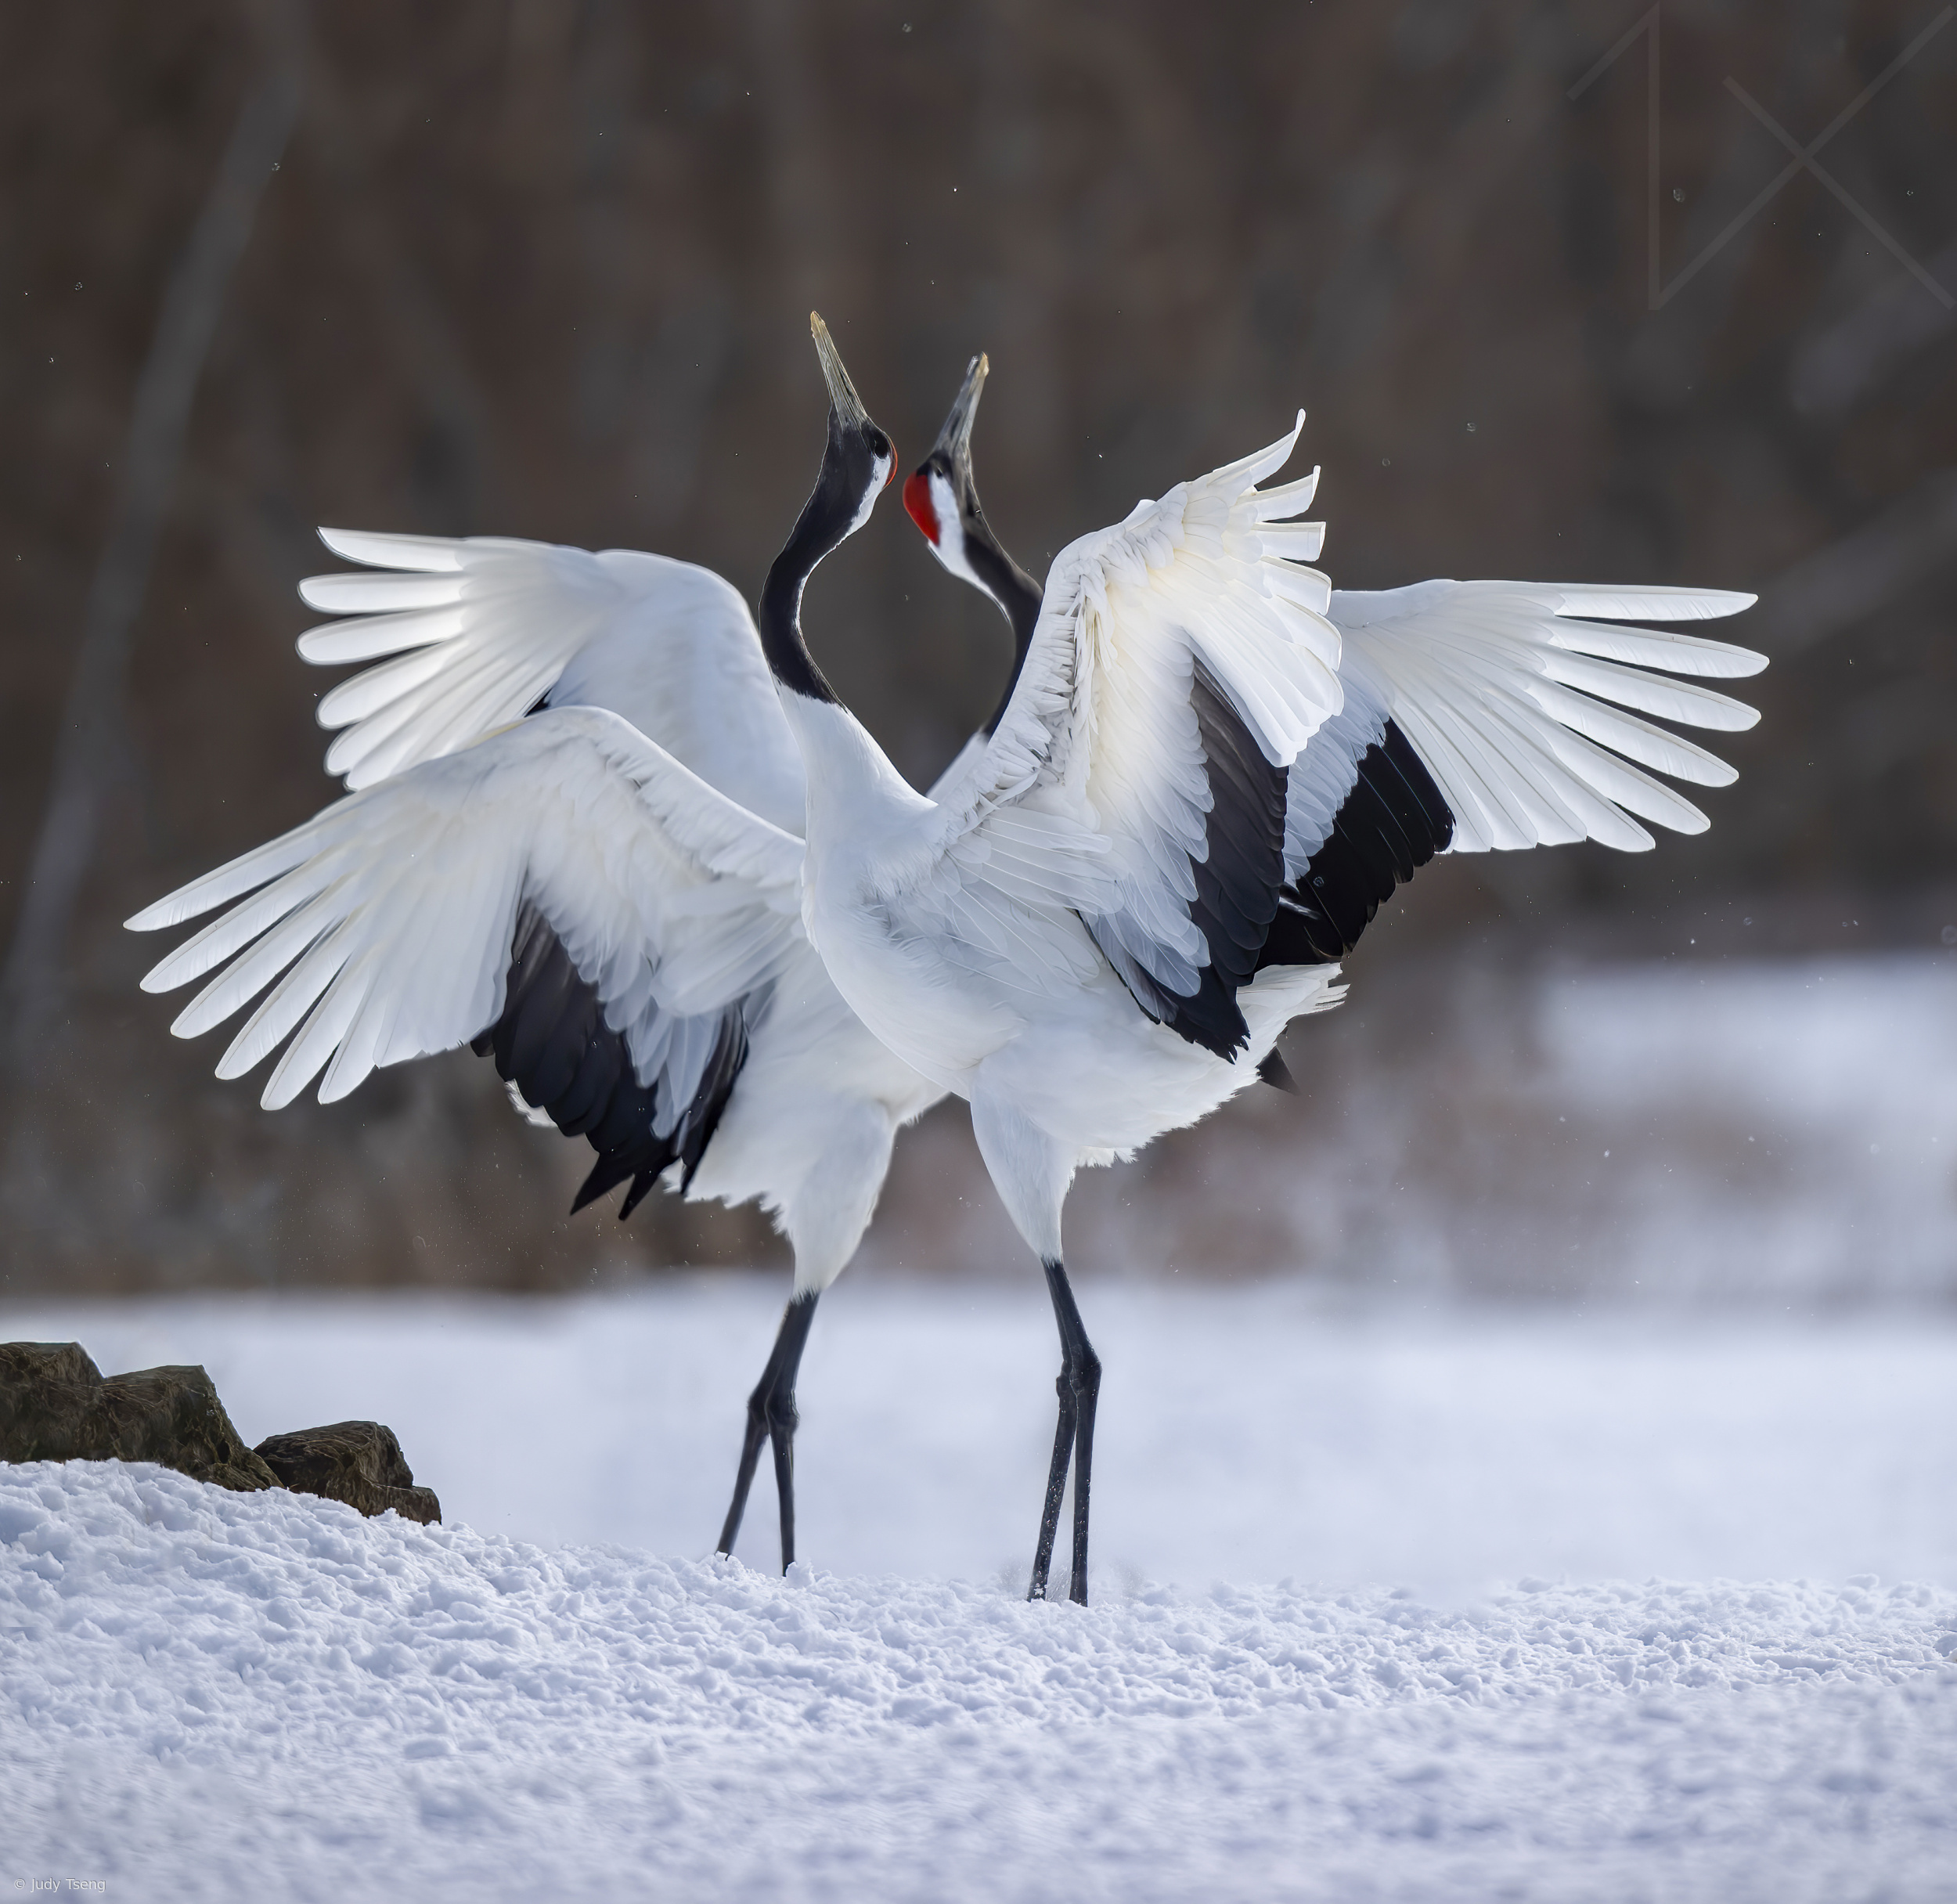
[1323, 580, 1764, 856]
[299, 529, 807, 835]
[127, 707, 804, 1112]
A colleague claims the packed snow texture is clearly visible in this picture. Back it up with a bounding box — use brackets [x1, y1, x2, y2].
[4, 1288, 1957, 1899]
[4, 1462, 1955, 1903]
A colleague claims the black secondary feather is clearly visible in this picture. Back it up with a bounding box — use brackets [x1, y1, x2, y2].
[1258, 720, 1454, 969]
[1094, 658, 1291, 1062]
[472, 905, 750, 1220]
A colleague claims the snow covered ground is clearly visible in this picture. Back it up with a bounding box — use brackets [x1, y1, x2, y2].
[7, 1284, 1957, 1591]
[5, 1284, 1957, 1899]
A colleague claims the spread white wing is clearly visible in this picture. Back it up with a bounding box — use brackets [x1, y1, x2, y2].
[1260, 582, 1763, 964]
[126, 707, 805, 1130]
[1321, 580, 1764, 855]
[297, 528, 807, 834]
[885, 416, 1767, 1055]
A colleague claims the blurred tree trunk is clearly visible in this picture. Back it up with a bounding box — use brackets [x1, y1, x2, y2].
[2, 1, 303, 1076]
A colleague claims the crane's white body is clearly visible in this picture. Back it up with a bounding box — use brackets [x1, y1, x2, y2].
[688, 930, 934, 1289]
[779, 692, 1337, 1255]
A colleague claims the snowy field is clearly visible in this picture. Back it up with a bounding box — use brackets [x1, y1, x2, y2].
[5, 1283, 1957, 1899]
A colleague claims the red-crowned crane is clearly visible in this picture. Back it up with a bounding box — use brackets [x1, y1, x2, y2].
[792, 327, 1764, 1604]
[130, 318, 1765, 1606]
[127, 343, 1036, 1575]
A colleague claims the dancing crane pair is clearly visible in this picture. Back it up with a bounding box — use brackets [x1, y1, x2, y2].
[129, 317, 1766, 1604]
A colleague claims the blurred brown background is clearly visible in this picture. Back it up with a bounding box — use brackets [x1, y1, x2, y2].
[2, 0, 1952, 1297]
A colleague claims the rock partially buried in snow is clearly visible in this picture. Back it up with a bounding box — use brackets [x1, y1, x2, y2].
[254, 1419, 441, 1525]
[1, 1343, 439, 1522]
[0, 1340, 277, 1491]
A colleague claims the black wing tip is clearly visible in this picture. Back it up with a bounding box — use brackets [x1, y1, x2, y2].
[1256, 1048, 1299, 1094]
[617, 1170, 662, 1221]
[1188, 658, 1290, 1004]
[1159, 963, 1252, 1061]
[1379, 720, 1456, 853]
[1085, 658, 1287, 1054]
[570, 1151, 644, 1217]
[492, 905, 752, 1230]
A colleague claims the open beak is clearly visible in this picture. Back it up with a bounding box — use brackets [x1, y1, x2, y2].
[810, 312, 873, 432]
[929, 352, 989, 485]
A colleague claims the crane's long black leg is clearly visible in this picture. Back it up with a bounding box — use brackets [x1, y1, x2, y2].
[1028, 1258, 1101, 1606]
[716, 1291, 819, 1570]
[771, 1389, 800, 1570]
[1065, 1321, 1101, 1605]
[1027, 1358, 1079, 1602]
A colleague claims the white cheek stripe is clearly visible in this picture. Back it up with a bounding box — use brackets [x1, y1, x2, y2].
[927, 471, 985, 594]
[848, 453, 894, 537]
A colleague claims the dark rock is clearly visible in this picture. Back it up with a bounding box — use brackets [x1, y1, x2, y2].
[254, 1421, 441, 1524]
[0, 1341, 104, 1389]
[2, 1342, 441, 1524]
[0, 1342, 277, 1492]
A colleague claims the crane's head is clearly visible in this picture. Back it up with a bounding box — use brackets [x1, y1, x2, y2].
[903, 352, 989, 592]
[903, 352, 1042, 638]
[809, 312, 896, 546]
[757, 316, 898, 703]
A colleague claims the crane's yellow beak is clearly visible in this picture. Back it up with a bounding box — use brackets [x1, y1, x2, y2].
[810, 312, 872, 431]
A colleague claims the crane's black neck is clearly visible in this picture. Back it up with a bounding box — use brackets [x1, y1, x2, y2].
[962, 500, 1043, 737]
[759, 561, 840, 707]
[758, 420, 870, 709]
